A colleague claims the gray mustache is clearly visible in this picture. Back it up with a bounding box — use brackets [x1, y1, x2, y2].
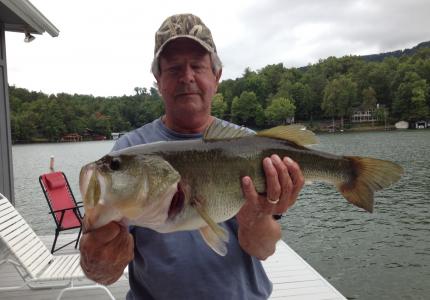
[175, 84, 201, 95]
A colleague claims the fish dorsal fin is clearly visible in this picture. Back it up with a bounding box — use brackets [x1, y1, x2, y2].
[257, 125, 319, 146]
[203, 120, 254, 141]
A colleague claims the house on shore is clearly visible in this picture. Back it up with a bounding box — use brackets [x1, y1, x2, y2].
[351, 109, 377, 123]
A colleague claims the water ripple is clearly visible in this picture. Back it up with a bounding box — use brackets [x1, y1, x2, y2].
[11, 130, 430, 300]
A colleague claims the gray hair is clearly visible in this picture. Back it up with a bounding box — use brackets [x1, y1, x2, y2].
[151, 52, 223, 78]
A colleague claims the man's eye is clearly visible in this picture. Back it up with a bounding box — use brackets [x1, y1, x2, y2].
[166, 66, 180, 73]
[192, 64, 205, 71]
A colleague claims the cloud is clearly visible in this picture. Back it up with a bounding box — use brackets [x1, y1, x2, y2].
[5, 0, 430, 96]
[220, 0, 430, 75]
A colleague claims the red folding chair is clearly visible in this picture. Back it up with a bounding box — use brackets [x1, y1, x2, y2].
[39, 171, 83, 253]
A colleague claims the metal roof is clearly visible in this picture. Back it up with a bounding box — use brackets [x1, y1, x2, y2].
[0, 0, 59, 36]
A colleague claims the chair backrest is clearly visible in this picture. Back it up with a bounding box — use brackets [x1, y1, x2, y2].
[0, 194, 54, 279]
[39, 172, 82, 229]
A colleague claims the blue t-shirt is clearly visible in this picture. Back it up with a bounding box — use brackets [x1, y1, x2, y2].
[113, 117, 272, 300]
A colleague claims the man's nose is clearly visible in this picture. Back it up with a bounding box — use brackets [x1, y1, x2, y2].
[178, 65, 195, 83]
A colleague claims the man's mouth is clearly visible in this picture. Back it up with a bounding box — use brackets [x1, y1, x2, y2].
[168, 182, 185, 219]
[175, 92, 199, 97]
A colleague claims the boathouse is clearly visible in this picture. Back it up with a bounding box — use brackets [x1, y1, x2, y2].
[0, 0, 59, 203]
[59, 133, 83, 142]
[415, 120, 427, 129]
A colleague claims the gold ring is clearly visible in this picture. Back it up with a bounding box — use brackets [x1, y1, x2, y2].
[267, 198, 280, 204]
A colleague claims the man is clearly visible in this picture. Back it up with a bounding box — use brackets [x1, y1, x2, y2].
[80, 14, 304, 299]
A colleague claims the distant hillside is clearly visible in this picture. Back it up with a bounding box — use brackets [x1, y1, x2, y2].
[360, 41, 430, 62]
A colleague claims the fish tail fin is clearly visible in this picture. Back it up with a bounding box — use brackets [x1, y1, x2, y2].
[337, 156, 403, 212]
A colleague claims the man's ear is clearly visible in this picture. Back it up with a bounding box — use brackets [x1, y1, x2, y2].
[215, 69, 222, 86]
[155, 76, 161, 92]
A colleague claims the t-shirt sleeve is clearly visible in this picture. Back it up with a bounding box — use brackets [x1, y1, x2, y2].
[111, 134, 132, 152]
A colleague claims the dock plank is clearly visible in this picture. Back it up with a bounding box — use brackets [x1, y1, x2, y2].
[0, 233, 346, 299]
[263, 241, 346, 300]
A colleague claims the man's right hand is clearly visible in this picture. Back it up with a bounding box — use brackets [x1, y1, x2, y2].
[79, 220, 134, 285]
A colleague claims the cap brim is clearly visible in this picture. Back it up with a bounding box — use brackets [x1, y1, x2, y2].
[154, 35, 215, 60]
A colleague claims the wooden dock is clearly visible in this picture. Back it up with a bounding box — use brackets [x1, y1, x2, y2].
[263, 241, 346, 299]
[0, 234, 346, 300]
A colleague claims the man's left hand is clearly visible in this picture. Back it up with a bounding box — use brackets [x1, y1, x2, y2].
[236, 155, 304, 259]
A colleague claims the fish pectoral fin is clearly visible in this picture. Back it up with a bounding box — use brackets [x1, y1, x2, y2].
[193, 201, 229, 242]
[193, 200, 229, 255]
[257, 125, 319, 146]
[199, 225, 229, 256]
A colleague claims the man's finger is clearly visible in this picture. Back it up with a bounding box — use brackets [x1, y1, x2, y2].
[84, 221, 122, 244]
[283, 157, 304, 206]
[263, 157, 281, 203]
[241, 176, 259, 205]
[271, 155, 293, 204]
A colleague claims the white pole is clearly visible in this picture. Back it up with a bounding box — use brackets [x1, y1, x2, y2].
[49, 156, 55, 172]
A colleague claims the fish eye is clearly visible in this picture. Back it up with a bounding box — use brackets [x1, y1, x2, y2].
[110, 157, 121, 171]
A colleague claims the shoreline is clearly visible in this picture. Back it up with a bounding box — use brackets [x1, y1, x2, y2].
[11, 125, 429, 145]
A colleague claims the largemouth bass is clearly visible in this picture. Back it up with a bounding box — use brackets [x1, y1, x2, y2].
[79, 122, 403, 255]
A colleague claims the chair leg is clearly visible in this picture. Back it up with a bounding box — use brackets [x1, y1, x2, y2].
[75, 227, 82, 249]
[57, 284, 116, 300]
[52, 230, 59, 254]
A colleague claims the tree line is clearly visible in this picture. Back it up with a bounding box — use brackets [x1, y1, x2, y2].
[9, 87, 164, 142]
[9, 47, 430, 142]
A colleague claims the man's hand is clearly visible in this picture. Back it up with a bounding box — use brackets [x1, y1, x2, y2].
[79, 220, 134, 285]
[236, 155, 304, 260]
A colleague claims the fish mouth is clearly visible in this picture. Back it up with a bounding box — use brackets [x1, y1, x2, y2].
[168, 182, 185, 220]
[79, 164, 95, 202]
[79, 163, 106, 208]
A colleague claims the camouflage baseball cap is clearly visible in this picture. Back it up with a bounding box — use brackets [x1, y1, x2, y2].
[153, 13, 217, 60]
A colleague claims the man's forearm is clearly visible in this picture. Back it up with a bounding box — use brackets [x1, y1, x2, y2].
[237, 214, 281, 260]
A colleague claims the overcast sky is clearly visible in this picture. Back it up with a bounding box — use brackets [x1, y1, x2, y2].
[5, 0, 430, 97]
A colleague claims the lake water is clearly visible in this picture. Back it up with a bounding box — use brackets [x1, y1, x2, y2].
[11, 129, 430, 300]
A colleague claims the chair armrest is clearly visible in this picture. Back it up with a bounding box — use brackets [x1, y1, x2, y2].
[50, 204, 83, 214]
[50, 205, 84, 228]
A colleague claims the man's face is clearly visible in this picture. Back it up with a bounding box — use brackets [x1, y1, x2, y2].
[156, 38, 221, 122]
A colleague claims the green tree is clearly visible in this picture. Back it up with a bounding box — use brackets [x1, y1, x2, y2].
[362, 86, 378, 126]
[88, 112, 112, 137]
[264, 97, 296, 125]
[259, 63, 286, 98]
[138, 97, 164, 125]
[242, 68, 269, 107]
[362, 87, 378, 110]
[231, 91, 264, 127]
[10, 111, 38, 142]
[301, 66, 326, 120]
[393, 72, 429, 121]
[275, 81, 311, 121]
[211, 93, 227, 119]
[322, 76, 358, 130]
